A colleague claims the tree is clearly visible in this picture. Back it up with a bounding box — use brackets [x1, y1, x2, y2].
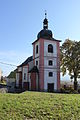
[60, 39, 80, 90]
[7, 70, 16, 79]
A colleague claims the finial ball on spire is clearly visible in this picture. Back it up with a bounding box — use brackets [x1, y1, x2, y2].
[45, 10, 47, 18]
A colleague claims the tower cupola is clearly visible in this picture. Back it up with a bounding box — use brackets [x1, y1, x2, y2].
[37, 12, 53, 39]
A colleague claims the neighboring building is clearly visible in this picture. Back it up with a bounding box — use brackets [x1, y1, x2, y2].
[5, 70, 16, 92]
[6, 78, 16, 92]
[16, 13, 61, 92]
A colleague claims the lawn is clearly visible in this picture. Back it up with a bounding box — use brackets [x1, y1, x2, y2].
[0, 92, 80, 120]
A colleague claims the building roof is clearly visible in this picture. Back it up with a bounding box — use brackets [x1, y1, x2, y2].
[32, 13, 61, 44]
[37, 29, 53, 40]
[32, 38, 61, 44]
[28, 66, 39, 73]
[18, 56, 33, 67]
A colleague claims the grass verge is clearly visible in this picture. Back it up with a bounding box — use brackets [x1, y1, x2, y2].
[0, 92, 80, 120]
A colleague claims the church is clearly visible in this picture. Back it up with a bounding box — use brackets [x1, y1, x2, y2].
[16, 13, 61, 92]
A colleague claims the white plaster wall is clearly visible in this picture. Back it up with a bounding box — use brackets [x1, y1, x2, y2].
[16, 73, 19, 87]
[44, 57, 57, 68]
[35, 41, 40, 58]
[44, 40, 57, 57]
[36, 73, 38, 90]
[22, 66, 28, 82]
[43, 40, 58, 91]
[33, 39, 58, 91]
[35, 57, 39, 69]
[28, 73, 31, 90]
[44, 69, 57, 91]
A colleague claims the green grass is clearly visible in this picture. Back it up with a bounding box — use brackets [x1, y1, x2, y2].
[0, 92, 80, 120]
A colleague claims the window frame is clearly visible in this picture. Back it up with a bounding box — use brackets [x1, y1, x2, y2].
[48, 60, 53, 66]
[24, 73, 26, 80]
[49, 72, 53, 77]
[48, 44, 53, 53]
[36, 45, 38, 54]
[36, 60, 38, 65]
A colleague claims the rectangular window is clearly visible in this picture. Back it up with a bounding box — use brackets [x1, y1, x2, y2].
[49, 72, 53, 77]
[36, 45, 38, 54]
[24, 73, 26, 80]
[49, 60, 53, 66]
[36, 60, 38, 65]
[48, 44, 53, 53]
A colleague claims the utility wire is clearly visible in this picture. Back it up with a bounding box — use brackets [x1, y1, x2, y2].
[0, 61, 17, 67]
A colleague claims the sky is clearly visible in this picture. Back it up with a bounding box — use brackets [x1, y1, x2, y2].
[0, 0, 80, 80]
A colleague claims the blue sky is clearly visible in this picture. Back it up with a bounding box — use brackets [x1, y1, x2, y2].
[0, 0, 80, 80]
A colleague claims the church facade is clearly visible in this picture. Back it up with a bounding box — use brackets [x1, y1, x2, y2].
[16, 13, 61, 92]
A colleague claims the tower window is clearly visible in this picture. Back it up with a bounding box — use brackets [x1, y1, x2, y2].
[48, 44, 53, 53]
[36, 45, 38, 54]
[49, 72, 53, 77]
[36, 61, 38, 65]
[48, 60, 53, 66]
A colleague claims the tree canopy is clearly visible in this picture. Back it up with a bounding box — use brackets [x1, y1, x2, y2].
[60, 39, 80, 90]
[7, 70, 16, 79]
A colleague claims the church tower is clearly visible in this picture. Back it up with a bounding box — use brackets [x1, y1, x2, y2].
[32, 12, 61, 92]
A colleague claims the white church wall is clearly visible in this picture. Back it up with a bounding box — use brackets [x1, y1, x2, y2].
[44, 40, 57, 57]
[22, 66, 28, 82]
[43, 40, 58, 91]
[44, 69, 57, 91]
[16, 73, 19, 87]
[28, 73, 31, 90]
[35, 41, 40, 58]
[44, 57, 57, 68]
[35, 57, 39, 69]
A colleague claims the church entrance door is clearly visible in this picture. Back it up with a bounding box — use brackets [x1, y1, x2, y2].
[48, 83, 54, 92]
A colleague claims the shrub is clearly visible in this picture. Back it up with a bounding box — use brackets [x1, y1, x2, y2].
[60, 86, 78, 94]
[78, 89, 80, 93]
[60, 87, 65, 93]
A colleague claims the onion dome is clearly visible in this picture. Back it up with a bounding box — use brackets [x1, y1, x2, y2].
[37, 12, 53, 39]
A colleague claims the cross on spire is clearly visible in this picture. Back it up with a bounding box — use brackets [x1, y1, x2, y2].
[43, 10, 48, 29]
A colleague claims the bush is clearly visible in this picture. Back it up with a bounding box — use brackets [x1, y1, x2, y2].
[60, 86, 78, 94]
[60, 87, 65, 93]
[78, 89, 80, 93]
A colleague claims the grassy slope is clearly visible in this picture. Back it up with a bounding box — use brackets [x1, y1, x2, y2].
[0, 92, 80, 120]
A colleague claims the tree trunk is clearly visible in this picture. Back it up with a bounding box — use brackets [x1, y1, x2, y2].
[74, 73, 77, 90]
[74, 80, 77, 90]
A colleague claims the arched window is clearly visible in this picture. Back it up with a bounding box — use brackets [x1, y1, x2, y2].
[48, 44, 53, 53]
[36, 45, 38, 54]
